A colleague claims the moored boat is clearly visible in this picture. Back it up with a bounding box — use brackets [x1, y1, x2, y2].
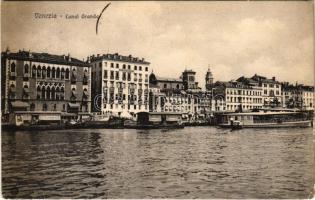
[123, 112, 184, 129]
[218, 110, 313, 128]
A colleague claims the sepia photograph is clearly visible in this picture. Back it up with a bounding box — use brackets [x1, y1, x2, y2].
[1, 1, 314, 199]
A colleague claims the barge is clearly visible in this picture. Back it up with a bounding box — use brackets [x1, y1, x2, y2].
[218, 110, 313, 128]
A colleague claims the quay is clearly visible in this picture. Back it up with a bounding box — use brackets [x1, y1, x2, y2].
[2, 109, 313, 131]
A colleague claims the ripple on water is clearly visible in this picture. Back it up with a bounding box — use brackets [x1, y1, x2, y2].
[2, 127, 314, 199]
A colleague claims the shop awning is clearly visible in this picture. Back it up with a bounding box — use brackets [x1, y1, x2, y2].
[11, 101, 29, 108]
[68, 103, 80, 108]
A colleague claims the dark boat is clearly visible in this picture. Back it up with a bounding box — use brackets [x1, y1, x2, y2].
[123, 112, 184, 129]
[218, 109, 313, 128]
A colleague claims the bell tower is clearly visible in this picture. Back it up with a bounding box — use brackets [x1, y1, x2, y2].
[205, 65, 214, 90]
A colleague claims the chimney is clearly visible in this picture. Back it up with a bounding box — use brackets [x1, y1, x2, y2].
[68, 53, 71, 61]
[272, 76, 275, 81]
[97, 54, 100, 57]
[5, 46, 10, 54]
[28, 50, 33, 58]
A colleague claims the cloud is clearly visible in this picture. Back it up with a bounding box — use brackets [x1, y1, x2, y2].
[2, 1, 313, 87]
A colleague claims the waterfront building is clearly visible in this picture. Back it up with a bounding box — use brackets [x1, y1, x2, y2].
[149, 70, 213, 121]
[149, 72, 194, 114]
[90, 53, 150, 116]
[251, 74, 282, 108]
[281, 82, 314, 110]
[1, 49, 91, 123]
[212, 80, 263, 111]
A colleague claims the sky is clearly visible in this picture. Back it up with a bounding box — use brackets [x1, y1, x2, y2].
[1, 1, 314, 88]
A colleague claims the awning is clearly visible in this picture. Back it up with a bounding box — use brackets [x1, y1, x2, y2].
[68, 103, 80, 108]
[11, 101, 29, 108]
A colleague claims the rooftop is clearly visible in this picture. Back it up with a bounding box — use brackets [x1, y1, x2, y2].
[89, 53, 150, 65]
[155, 76, 183, 83]
[2, 50, 89, 67]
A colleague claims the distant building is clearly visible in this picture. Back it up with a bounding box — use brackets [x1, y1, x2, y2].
[205, 67, 214, 90]
[1, 49, 91, 122]
[212, 80, 263, 111]
[281, 82, 314, 110]
[90, 53, 150, 116]
[182, 69, 200, 90]
[251, 74, 282, 108]
[149, 70, 212, 121]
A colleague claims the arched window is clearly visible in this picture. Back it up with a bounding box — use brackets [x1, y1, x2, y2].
[47, 67, 51, 78]
[23, 84, 28, 89]
[41, 86, 46, 99]
[53, 104, 57, 111]
[61, 68, 65, 79]
[52, 68, 56, 79]
[176, 84, 179, 89]
[37, 86, 41, 99]
[51, 87, 55, 100]
[32, 65, 36, 77]
[46, 87, 51, 100]
[37, 66, 41, 78]
[24, 64, 29, 74]
[10, 63, 16, 73]
[43, 103, 47, 111]
[56, 68, 60, 79]
[65, 68, 70, 79]
[42, 66, 46, 78]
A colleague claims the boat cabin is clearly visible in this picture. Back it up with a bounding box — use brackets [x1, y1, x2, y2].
[137, 112, 182, 125]
[9, 111, 62, 126]
[219, 111, 311, 127]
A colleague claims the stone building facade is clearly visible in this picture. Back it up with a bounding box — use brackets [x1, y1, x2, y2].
[1, 49, 91, 121]
[90, 53, 150, 116]
[212, 81, 263, 111]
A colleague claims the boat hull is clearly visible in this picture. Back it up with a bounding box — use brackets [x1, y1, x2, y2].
[219, 120, 312, 128]
[124, 124, 185, 129]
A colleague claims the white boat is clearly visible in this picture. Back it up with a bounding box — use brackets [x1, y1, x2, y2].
[218, 110, 313, 128]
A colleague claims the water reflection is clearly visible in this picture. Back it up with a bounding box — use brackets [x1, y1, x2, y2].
[2, 127, 314, 198]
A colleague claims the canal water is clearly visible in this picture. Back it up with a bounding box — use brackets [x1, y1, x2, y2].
[2, 127, 314, 199]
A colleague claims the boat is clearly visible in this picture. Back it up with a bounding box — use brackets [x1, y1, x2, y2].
[123, 112, 184, 129]
[230, 120, 243, 130]
[218, 110, 313, 128]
